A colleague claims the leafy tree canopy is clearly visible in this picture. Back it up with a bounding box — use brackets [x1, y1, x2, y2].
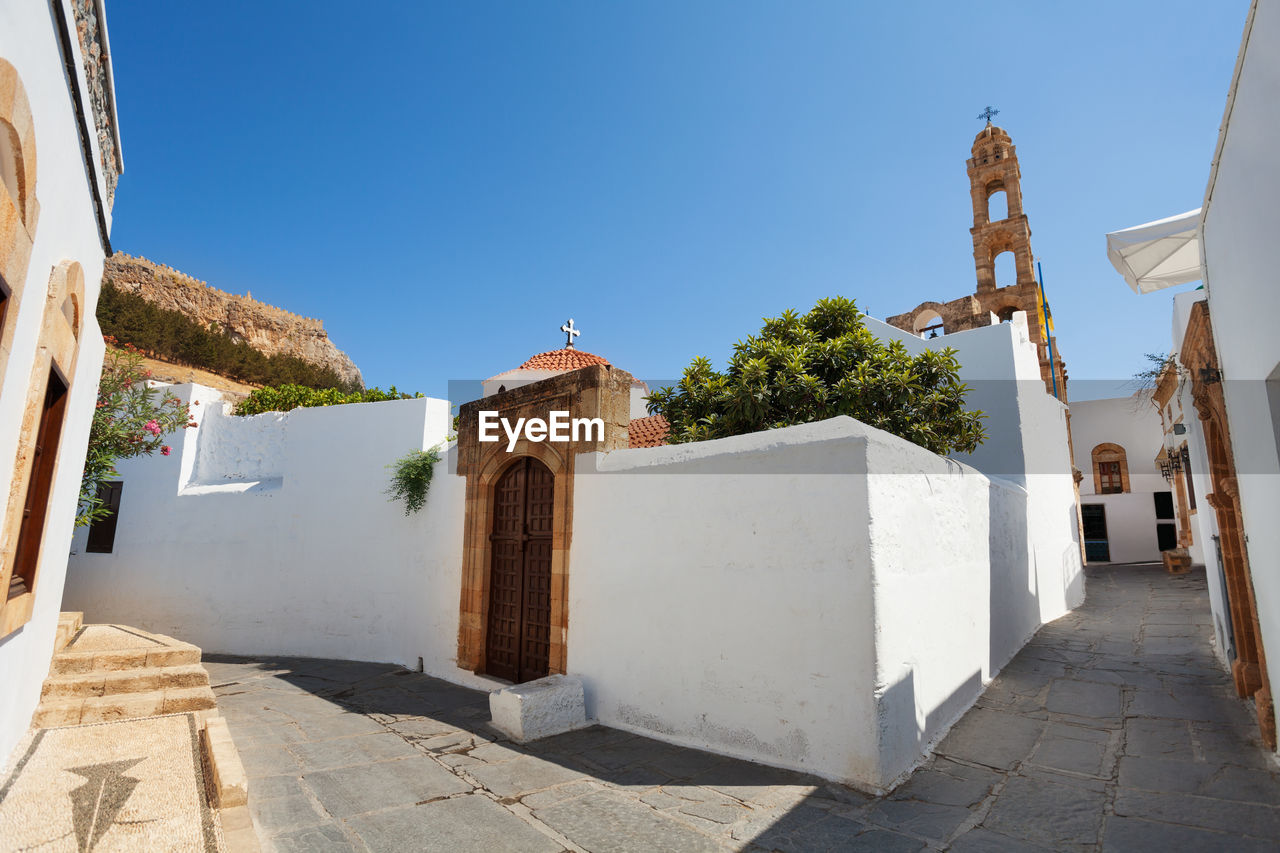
[233, 383, 422, 416]
[645, 296, 987, 455]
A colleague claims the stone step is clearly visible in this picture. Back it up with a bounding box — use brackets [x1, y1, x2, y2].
[49, 645, 201, 675]
[32, 685, 217, 728]
[40, 663, 211, 700]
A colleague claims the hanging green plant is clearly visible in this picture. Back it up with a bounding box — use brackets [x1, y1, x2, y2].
[387, 446, 442, 515]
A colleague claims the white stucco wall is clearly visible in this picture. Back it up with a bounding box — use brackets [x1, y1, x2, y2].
[1076, 494, 1160, 565]
[0, 3, 114, 762]
[1200, 0, 1280, 721]
[63, 387, 489, 685]
[568, 420, 879, 785]
[867, 312, 1066, 481]
[569, 416, 1080, 791]
[1070, 395, 1170, 563]
[62, 294, 1082, 789]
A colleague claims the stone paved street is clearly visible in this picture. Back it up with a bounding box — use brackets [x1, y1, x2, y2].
[207, 564, 1280, 852]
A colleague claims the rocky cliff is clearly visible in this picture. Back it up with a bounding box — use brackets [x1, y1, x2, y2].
[104, 253, 362, 387]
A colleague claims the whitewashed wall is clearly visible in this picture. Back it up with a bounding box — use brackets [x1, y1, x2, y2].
[0, 3, 114, 762]
[1201, 0, 1280, 714]
[868, 312, 1064, 480]
[568, 421, 880, 784]
[1070, 395, 1169, 563]
[569, 416, 1081, 792]
[64, 299, 1081, 790]
[62, 386, 496, 686]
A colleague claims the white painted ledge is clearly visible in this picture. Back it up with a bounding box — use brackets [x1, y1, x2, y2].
[489, 675, 587, 743]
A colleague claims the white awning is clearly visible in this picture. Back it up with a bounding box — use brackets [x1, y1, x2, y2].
[1105, 208, 1203, 294]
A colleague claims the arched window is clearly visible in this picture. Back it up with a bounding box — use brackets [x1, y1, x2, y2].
[995, 305, 1018, 324]
[1091, 443, 1130, 495]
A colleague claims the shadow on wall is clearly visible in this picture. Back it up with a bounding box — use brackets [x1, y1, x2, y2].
[1065, 505, 1085, 607]
[988, 485, 1037, 677]
[878, 668, 984, 786]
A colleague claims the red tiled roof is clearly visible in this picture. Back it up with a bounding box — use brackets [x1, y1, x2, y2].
[628, 414, 670, 449]
[518, 349, 611, 371]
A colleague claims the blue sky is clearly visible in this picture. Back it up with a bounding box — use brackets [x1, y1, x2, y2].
[104, 2, 1249, 400]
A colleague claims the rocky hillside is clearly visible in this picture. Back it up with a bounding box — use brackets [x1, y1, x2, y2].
[104, 254, 362, 387]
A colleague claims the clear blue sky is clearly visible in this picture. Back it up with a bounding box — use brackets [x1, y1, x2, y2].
[104, 2, 1249, 400]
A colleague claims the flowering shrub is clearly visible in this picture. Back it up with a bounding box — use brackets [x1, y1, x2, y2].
[77, 339, 195, 526]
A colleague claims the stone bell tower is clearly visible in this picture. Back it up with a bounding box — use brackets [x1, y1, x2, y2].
[968, 123, 1037, 294]
[965, 120, 1065, 397]
[886, 116, 1067, 400]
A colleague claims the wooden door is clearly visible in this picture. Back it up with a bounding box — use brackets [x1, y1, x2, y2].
[11, 370, 69, 599]
[485, 457, 553, 683]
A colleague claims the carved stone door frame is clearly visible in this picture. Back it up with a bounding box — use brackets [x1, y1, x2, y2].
[455, 364, 632, 682]
[1182, 301, 1276, 749]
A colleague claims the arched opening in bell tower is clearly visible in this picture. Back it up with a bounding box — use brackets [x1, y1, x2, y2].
[994, 251, 1017, 289]
[913, 309, 945, 338]
[987, 189, 1008, 223]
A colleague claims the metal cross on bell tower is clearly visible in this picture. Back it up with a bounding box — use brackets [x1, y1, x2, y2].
[560, 318, 581, 350]
[977, 105, 1000, 125]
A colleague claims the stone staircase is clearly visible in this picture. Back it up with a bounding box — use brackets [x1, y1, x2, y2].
[33, 614, 217, 728]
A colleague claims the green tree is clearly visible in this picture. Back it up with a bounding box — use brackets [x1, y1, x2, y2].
[232, 383, 422, 416]
[646, 296, 987, 455]
[78, 341, 195, 526]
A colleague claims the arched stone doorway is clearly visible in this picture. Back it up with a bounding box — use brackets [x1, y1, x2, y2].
[484, 456, 554, 683]
[455, 363, 633, 682]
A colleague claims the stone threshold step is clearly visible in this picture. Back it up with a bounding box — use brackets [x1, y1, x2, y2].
[33, 685, 216, 728]
[49, 645, 200, 675]
[41, 662, 210, 699]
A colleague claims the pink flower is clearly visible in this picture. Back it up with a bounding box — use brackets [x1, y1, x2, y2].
[144, 419, 161, 436]
[161, 445, 171, 456]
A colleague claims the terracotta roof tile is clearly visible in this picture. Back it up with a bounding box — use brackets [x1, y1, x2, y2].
[518, 349, 610, 371]
[628, 414, 670, 449]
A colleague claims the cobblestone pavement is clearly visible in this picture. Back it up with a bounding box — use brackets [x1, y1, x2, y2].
[207, 565, 1280, 852]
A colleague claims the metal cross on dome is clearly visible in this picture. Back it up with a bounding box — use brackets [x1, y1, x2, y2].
[561, 318, 581, 350]
[977, 105, 1000, 124]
